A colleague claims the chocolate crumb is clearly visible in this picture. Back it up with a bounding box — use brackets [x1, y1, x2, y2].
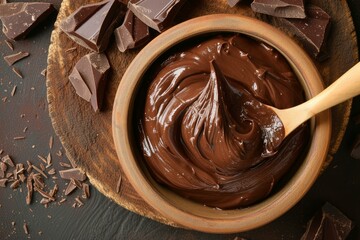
[40, 163, 45, 171]
[0, 149, 3, 154]
[56, 150, 63, 157]
[4, 51, 29, 66]
[38, 231, 42, 236]
[116, 175, 122, 193]
[72, 202, 76, 208]
[12, 67, 23, 78]
[23, 223, 29, 235]
[40, 198, 50, 205]
[47, 215, 52, 219]
[4, 39, 14, 51]
[11, 221, 15, 227]
[47, 168, 56, 175]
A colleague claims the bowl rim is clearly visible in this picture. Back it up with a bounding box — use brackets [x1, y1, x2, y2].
[112, 14, 331, 233]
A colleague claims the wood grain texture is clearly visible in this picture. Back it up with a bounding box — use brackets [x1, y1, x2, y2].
[46, 0, 358, 226]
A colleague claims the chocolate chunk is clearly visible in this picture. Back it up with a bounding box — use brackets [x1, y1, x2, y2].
[59, 168, 86, 181]
[227, 0, 241, 8]
[4, 51, 29, 66]
[351, 135, 360, 159]
[64, 180, 77, 195]
[69, 53, 110, 112]
[301, 203, 354, 240]
[60, 0, 126, 52]
[114, 9, 151, 52]
[251, 0, 305, 18]
[277, 5, 331, 60]
[0, 162, 7, 172]
[0, 2, 55, 40]
[128, 0, 187, 32]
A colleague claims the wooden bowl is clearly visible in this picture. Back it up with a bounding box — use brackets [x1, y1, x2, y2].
[112, 14, 331, 233]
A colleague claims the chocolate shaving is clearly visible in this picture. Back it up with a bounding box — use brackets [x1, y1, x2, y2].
[34, 187, 55, 201]
[70, 178, 82, 189]
[0, 162, 7, 172]
[32, 165, 48, 179]
[23, 127, 28, 133]
[65, 47, 77, 53]
[82, 183, 90, 199]
[10, 85, 17, 96]
[4, 51, 29, 66]
[40, 198, 50, 205]
[2, 155, 14, 167]
[0, 149, 3, 154]
[59, 168, 86, 181]
[4, 39, 13, 50]
[37, 155, 47, 164]
[46, 153, 52, 166]
[116, 175, 122, 193]
[33, 175, 45, 189]
[10, 179, 20, 189]
[49, 184, 58, 197]
[0, 178, 7, 187]
[59, 162, 71, 168]
[23, 223, 29, 235]
[12, 67, 23, 78]
[75, 197, 84, 207]
[49, 136, 53, 149]
[13, 136, 25, 140]
[47, 168, 56, 175]
[41, 68, 47, 77]
[6, 172, 13, 178]
[19, 173, 26, 183]
[56, 150, 63, 157]
[40, 163, 45, 171]
[59, 198, 66, 204]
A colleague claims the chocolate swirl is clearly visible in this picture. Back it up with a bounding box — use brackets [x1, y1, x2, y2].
[139, 35, 308, 209]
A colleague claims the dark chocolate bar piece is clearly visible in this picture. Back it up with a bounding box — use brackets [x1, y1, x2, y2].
[277, 5, 331, 60]
[114, 9, 150, 52]
[251, 0, 306, 19]
[0, 2, 55, 40]
[128, 0, 187, 32]
[59, 168, 86, 181]
[60, 0, 126, 52]
[69, 53, 110, 112]
[301, 203, 354, 240]
[227, 0, 241, 8]
[4, 51, 29, 66]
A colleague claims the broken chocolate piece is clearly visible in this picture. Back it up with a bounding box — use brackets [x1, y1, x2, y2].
[227, 0, 241, 8]
[128, 0, 186, 32]
[60, 0, 126, 52]
[2, 155, 14, 167]
[0, 162, 7, 172]
[251, 0, 305, 18]
[4, 51, 29, 66]
[10, 179, 20, 189]
[64, 181, 77, 195]
[114, 9, 150, 52]
[277, 5, 331, 60]
[4, 39, 13, 50]
[59, 168, 86, 181]
[0, 2, 56, 40]
[351, 135, 360, 159]
[301, 202, 354, 240]
[69, 53, 110, 112]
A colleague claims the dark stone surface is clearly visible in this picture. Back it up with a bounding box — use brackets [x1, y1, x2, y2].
[0, 0, 359, 239]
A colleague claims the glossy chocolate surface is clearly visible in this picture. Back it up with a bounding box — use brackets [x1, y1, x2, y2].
[138, 34, 308, 209]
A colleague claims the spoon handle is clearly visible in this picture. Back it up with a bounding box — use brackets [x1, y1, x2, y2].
[279, 61, 360, 136]
[304, 61, 360, 114]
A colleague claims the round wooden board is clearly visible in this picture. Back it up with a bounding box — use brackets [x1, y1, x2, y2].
[47, 0, 358, 227]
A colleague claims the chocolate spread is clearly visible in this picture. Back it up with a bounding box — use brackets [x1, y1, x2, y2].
[138, 34, 308, 209]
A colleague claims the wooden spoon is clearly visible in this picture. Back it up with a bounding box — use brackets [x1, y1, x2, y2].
[270, 62, 360, 138]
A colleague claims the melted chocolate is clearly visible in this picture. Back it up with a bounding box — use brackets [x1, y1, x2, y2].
[138, 35, 308, 209]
